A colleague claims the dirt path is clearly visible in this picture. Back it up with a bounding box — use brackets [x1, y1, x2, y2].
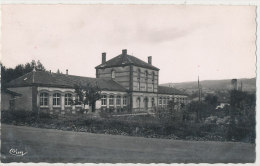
[1, 124, 255, 163]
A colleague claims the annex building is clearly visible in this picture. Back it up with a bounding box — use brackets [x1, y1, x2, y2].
[2, 49, 188, 114]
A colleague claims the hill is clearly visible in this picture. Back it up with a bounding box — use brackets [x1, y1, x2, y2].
[161, 78, 256, 94]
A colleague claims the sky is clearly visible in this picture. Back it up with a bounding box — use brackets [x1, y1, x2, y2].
[1, 5, 256, 84]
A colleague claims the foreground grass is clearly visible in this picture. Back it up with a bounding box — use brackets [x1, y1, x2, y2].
[1, 124, 256, 163]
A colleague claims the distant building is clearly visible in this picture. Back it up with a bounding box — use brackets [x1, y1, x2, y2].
[2, 49, 188, 114]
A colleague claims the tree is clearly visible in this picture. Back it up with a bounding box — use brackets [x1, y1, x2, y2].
[73, 82, 101, 112]
[205, 94, 219, 107]
[186, 100, 214, 123]
[187, 101, 200, 122]
[1, 60, 46, 87]
[228, 89, 256, 142]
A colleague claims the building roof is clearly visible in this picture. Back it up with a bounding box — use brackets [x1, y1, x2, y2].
[95, 51, 160, 71]
[6, 71, 187, 96]
[6, 71, 127, 92]
[158, 86, 187, 96]
[2, 88, 22, 96]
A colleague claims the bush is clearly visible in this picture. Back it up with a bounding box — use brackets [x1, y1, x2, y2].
[154, 107, 183, 125]
[2, 110, 37, 123]
[99, 108, 112, 118]
[2, 109, 254, 143]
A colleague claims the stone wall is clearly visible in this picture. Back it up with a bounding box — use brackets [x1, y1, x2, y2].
[1, 92, 13, 111]
[97, 66, 130, 90]
[132, 66, 158, 92]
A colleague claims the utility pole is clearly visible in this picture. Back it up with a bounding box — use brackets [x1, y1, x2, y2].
[198, 76, 201, 102]
[197, 75, 201, 122]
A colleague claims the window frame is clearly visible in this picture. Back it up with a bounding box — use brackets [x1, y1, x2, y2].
[116, 95, 121, 106]
[53, 93, 61, 107]
[40, 92, 49, 107]
[65, 93, 72, 106]
[101, 95, 107, 106]
[151, 97, 155, 107]
[123, 96, 127, 106]
[137, 69, 141, 91]
[109, 95, 114, 106]
[159, 97, 162, 106]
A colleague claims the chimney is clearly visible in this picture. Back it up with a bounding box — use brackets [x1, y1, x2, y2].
[148, 56, 152, 64]
[66, 69, 68, 75]
[122, 49, 127, 55]
[102, 52, 106, 64]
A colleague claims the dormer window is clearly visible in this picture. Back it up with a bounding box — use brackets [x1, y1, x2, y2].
[111, 70, 115, 79]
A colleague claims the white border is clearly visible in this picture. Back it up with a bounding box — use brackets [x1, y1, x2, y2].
[0, 0, 259, 5]
[0, 0, 259, 166]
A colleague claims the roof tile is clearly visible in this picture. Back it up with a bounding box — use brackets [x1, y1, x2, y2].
[95, 53, 159, 71]
[6, 71, 127, 92]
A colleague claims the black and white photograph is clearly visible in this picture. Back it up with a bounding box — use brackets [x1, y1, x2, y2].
[0, 2, 258, 164]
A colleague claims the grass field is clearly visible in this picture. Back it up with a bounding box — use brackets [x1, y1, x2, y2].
[1, 124, 255, 163]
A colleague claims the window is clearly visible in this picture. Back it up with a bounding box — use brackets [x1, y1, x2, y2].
[65, 93, 72, 106]
[137, 69, 141, 91]
[145, 71, 148, 80]
[159, 97, 162, 106]
[111, 70, 115, 79]
[152, 72, 155, 92]
[116, 96, 121, 106]
[75, 95, 81, 105]
[166, 97, 170, 105]
[109, 95, 114, 106]
[151, 98, 155, 107]
[163, 97, 166, 105]
[101, 95, 107, 106]
[123, 96, 127, 106]
[137, 69, 141, 79]
[145, 71, 148, 91]
[40, 92, 48, 106]
[53, 93, 61, 106]
[144, 97, 148, 109]
[137, 97, 141, 109]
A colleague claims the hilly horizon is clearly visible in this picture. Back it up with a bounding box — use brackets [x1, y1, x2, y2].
[160, 77, 256, 92]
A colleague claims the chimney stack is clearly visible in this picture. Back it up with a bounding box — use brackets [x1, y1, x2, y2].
[148, 56, 152, 64]
[66, 69, 68, 75]
[102, 52, 106, 64]
[122, 49, 127, 55]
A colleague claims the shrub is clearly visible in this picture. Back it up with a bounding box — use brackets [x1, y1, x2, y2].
[99, 108, 112, 118]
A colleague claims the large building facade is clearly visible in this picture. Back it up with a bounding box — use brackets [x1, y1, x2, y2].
[2, 49, 188, 114]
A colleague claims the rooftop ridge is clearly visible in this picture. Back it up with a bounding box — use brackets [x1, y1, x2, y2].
[95, 52, 159, 70]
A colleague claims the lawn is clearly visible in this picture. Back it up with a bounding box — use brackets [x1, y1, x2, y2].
[1, 124, 255, 163]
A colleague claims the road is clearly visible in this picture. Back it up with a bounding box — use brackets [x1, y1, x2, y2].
[1, 124, 255, 163]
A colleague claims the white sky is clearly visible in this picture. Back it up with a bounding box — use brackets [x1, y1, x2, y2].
[1, 5, 256, 83]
